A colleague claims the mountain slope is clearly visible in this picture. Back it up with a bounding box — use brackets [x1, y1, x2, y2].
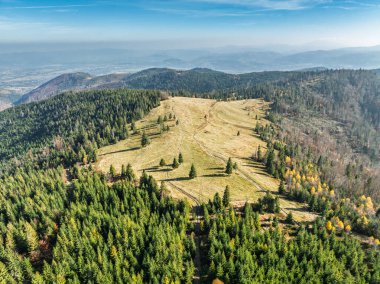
[18, 68, 295, 104]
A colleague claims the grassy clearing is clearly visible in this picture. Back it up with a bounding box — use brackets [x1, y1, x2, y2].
[96, 97, 317, 222]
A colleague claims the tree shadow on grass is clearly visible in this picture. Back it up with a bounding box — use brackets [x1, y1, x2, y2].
[202, 173, 227, 178]
[163, 177, 190, 182]
[206, 167, 224, 170]
[147, 168, 172, 173]
[100, 146, 140, 156]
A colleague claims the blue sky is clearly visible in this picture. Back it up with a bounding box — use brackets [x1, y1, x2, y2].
[1, 0, 380, 48]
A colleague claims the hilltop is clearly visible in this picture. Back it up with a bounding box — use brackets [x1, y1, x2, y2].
[96, 96, 316, 221]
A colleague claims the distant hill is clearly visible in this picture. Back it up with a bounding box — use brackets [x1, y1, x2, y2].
[18, 68, 298, 104]
[17, 72, 129, 104]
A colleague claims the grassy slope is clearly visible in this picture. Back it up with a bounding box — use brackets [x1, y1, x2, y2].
[96, 97, 316, 221]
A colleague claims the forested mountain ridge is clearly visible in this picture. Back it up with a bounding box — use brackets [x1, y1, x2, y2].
[0, 86, 379, 282]
[0, 89, 161, 174]
[226, 70, 380, 201]
[18, 68, 297, 104]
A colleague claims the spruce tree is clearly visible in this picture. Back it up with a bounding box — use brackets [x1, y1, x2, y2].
[189, 164, 197, 179]
[109, 164, 116, 178]
[257, 145, 262, 161]
[279, 180, 285, 194]
[178, 153, 184, 164]
[226, 158, 233, 175]
[223, 185, 230, 207]
[286, 211, 294, 224]
[141, 131, 150, 147]
[121, 164, 126, 177]
[159, 158, 166, 167]
[172, 158, 179, 169]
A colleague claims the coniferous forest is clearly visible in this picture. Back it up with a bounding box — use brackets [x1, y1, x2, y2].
[0, 71, 379, 283]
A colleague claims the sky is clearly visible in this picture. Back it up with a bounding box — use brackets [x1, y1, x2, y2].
[1, 0, 380, 49]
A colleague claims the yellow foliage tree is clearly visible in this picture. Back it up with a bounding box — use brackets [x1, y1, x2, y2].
[337, 221, 344, 230]
[326, 221, 333, 231]
[345, 225, 352, 232]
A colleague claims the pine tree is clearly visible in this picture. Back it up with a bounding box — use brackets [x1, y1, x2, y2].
[141, 131, 150, 147]
[226, 158, 233, 175]
[257, 145, 262, 161]
[223, 185, 230, 207]
[189, 164, 197, 179]
[125, 163, 135, 181]
[286, 211, 294, 224]
[131, 121, 137, 133]
[178, 153, 184, 164]
[121, 164, 126, 177]
[279, 180, 285, 194]
[159, 158, 166, 167]
[172, 158, 179, 169]
[110, 164, 116, 178]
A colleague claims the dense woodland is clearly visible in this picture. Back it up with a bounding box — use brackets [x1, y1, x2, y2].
[0, 71, 379, 283]
[0, 89, 161, 174]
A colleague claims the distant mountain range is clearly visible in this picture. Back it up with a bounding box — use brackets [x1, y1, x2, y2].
[1, 44, 380, 74]
[17, 66, 380, 104]
[17, 68, 297, 104]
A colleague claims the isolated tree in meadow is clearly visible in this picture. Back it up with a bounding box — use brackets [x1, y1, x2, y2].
[226, 158, 233, 175]
[157, 115, 163, 124]
[176, 120, 179, 125]
[257, 145, 262, 161]
[189, 164, 197, 179]
[172, 158, 179, 169]
[141, 131, 150, 147]
[223, 185, 230, 207]
[159, 158, 166, 167]
[178, 152, 184, 164]
[237, 131, 240, 136]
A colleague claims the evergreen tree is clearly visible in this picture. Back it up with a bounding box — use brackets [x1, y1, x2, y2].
[159, 158, 166, 167]
[223, 186, 231, 207]
[125, 163, 135, 181]
[279, 180, 285, 194]
[286, 212, 294, 224]
[189, 164, 197, 179]
[257, 145, 262, 161]
[226, 158, 233, 175]
[178, 153, 184, 164]
[172, 158, 179, 169]
[141, 131, 150, 147]
[110, 164, 116, 178]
